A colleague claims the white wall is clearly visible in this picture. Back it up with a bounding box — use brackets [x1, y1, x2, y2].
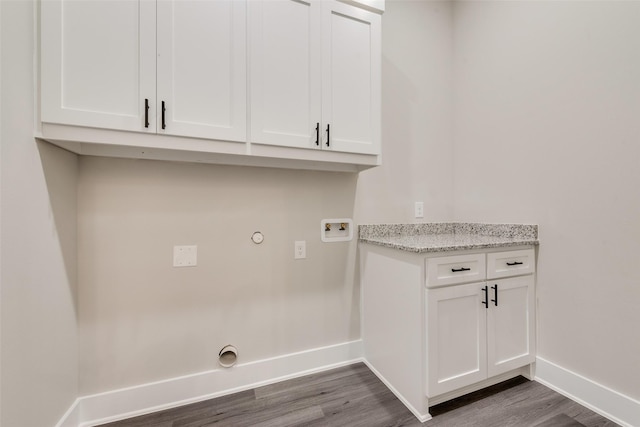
[77, 159, 360, 394]
[0, 1, 79, 426]
[452, 1, 640, 400]
[355, 0, 454, 223]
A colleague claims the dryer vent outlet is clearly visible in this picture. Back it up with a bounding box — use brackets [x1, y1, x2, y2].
[218, 345, 238, 368]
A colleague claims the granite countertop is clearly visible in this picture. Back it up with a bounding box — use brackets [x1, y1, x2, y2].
[359, 223, 539, 253]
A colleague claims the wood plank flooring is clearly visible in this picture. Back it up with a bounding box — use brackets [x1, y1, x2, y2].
[99, 363, 619, 427]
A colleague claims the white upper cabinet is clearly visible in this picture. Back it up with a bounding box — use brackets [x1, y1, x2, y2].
[42, 0, 245, 142]
[39, 0, 383, 171]
[249, 0, 322, 149]
[41, 0, 156, 132]
[157, 0, 246, 141]
[250, 0, 381, 155]
[321, 1, 381, 155]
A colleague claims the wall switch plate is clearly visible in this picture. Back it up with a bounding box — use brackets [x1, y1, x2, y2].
[173, 245, 197, 267]
[415, 202, 424, 218]
[294, 241, 306, 259]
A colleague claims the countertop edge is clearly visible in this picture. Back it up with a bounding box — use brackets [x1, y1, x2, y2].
[359, 238, 540, 254]
[359, 222, 538, 240]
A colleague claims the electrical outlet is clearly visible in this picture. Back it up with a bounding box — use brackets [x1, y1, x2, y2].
[415, 202, 424, 218]
[173, 245, 197, 267]
[294, 241, 306, 259]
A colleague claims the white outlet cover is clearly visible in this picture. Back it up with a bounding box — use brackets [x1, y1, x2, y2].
[294, 240, 306, 259]
[173, 245, 197, 267]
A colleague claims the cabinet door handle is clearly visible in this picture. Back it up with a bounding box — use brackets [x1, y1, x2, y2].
[506, 261, 523, 266]
[482, 285, 489, 309]
[161, 101, 166, 130]
[491, 284, 498, 306]
[315, 122, 320, 146]
[144, 98, 150, 128]
[451, 267, 471, 273]
[326, 123, 330, 147]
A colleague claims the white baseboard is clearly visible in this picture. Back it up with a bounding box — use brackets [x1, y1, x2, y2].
[362, 360, 431, 423]
[57, 340, 363, 427]
[535, 357, 640, 427]
[55, 399, 80, 427]
[58, 350, 639, 427]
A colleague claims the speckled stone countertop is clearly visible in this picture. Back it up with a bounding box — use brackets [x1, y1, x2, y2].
[359, 223, 538, 253]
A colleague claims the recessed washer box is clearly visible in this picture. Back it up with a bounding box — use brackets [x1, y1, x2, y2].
[321, 218, 353, 243]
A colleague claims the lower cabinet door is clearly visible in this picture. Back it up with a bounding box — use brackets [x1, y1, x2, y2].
[486, 275, 536, 377]
[426, 282, 487, 397]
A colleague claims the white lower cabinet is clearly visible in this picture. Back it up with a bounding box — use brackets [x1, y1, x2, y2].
[486, 275, 536, 377]
[426, 282, 487, 397]
[426, 275, 535, 397]
[361, 245, 536, 421]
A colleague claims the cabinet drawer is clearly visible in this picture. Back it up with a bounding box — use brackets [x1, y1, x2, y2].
[426, 253, 486, 287]
[487, 249, 535, 279]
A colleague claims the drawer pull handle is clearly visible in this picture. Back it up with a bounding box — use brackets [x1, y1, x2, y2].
[506, 261, 523, 266]
[491, 284, 498, 306]
[482, 285, 489, 308]
[451, 267, 471, 273]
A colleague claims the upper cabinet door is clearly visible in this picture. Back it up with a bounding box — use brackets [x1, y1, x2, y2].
[321, 1, 381, 155]
[156, 0, 246, 142]
[41, 0, 156, 132]
[249, 0, 322, 149]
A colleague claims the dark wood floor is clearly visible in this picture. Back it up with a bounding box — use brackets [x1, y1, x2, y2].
[99, 362, 619, 427]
